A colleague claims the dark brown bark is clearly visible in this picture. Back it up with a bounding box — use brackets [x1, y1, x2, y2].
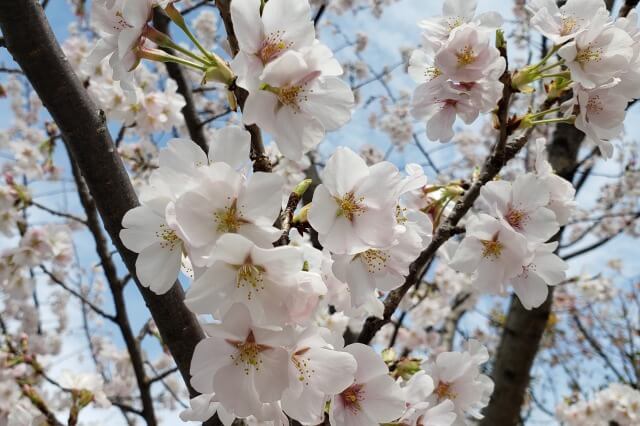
[0, 0, 206, 403]
[479, 124, 584, 426]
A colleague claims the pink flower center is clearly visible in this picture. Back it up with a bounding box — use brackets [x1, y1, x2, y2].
[480, 233, 503, 259]
[340, 383, 365, 413]
[259, 31, 291, 64]
[435, 380, 457, 401]
[456, 45, 477, 67]
[335, 191, 365, 221]
[506, 207, 527, 230]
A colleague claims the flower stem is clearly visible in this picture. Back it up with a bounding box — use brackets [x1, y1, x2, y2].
[536, 60, 565, 74]
[139, 47, 208, 71]
[165, 3, 215, 61]
[529, 116, 575, 126]
[528, 106, 561, 119]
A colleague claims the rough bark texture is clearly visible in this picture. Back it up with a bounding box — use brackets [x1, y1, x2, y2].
[0, 0, 206, 400]
[479, 124, 584, 426]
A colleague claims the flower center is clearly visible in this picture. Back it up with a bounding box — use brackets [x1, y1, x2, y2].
[292, 347, 314, 386]
[340, 384, 365, 413]
[576, 45, 603, 65]
[278, 85, 304, 109]
[155, 224, 180, 251]
[560, 16, 578, 36]
[114, 11, 133, 31]
[587, 95, 604, 114]
[506, 207, 527, 230]
[456, 45, 476, 67]
[236, 264, 265, 300]
[435, 381, 457, 401]
[357, 249, 389, 274]
[227, 331, 268, 374]
[519, 261, 537, 279]
[335, 192, 365, 221]
[446, 16, 464, 31]
[259, 31, 290, 64]
[214, 199, 245, 233]
[480, 234, 503, 259]
[424, 66, 442, 81]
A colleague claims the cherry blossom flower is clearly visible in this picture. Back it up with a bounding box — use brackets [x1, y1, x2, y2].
[419, 0, 502, 53]
[174, 164, 283, 266]
[281, 326, 357, 424]
[434, 24, 505, 83]
[533, 138, 576, 225]
[411, 81, 479, 143]
[557, 383, 640, 426]
[120, 202, 183, 294]
[478, 174, 559, 243]
[332, 209, 432, 309]
[422, 340, 494, 422]
[399, 370, 457, 426]
[58, 371, 111, 408]
[308, 147, 404, 254]
[527, 0, 606, 44]
[408, 49, 444, 86]
[159, 127, 251, 175]
[184, 233, 308, 326]
[570, 83, 627, 158]
[558, 9, 635, 89]
[190, 304, 290, 419]
[180, 393, 234, 424]
[87, 0, 154, 94]
[449, 213, 532, 294]
[329, 343, 405, 426]
[243, 48, 354, 161]
[508, 242, 568, 309]
[230, 0, 315, 88]
[612, 10, 640, 99]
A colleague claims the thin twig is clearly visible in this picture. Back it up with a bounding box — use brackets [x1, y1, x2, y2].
[40, 265, 116, 321]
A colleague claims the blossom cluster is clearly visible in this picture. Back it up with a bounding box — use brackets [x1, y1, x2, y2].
[528, 0, 640, 158]
[448, 139, 573, 309]
[556, 383, 640, 426]
[64, 29, 187, 137]
[408, 0, 505, 142]
[119, 131, 496, 424]
[232, 0, 354, 161]
[84, 0, 622, 424]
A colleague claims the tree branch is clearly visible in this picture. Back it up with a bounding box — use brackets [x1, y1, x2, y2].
[39, 265, 116, 322]
[356, 119, 530, 344]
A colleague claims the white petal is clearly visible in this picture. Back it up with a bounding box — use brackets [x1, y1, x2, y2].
[208, 126, 251, 169]
[230, 0, 263, 53]
[322, 147, 369, 196]
[345, 343, 388, 384]
[136, 242, 181, 294]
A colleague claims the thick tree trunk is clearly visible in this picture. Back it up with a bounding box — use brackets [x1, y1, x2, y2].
[480, 124, 584, 425]
[0, 0, 206, 400]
